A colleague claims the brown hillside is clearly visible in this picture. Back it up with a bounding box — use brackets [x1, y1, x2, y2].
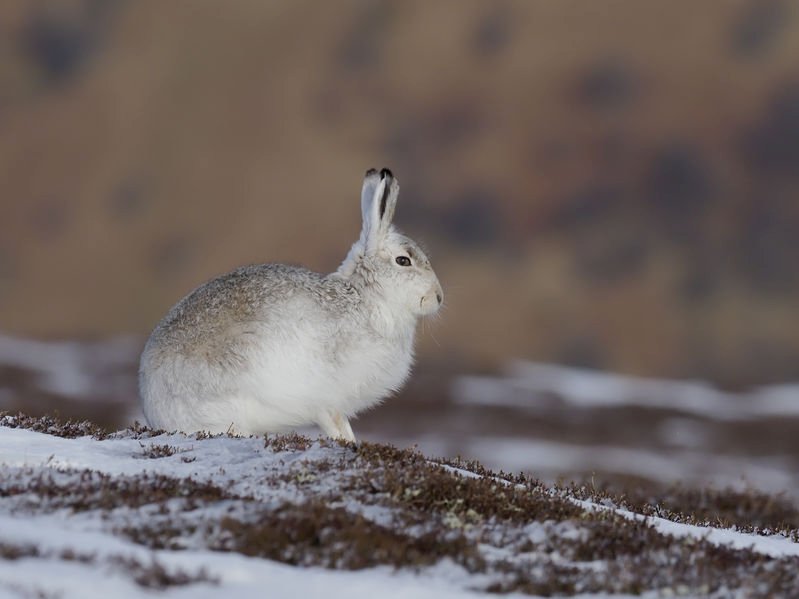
[1, 1, 798, 384]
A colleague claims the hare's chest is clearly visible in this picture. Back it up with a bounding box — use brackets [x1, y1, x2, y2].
[369, 340, 414, 391]
[336, 330, 415, 411]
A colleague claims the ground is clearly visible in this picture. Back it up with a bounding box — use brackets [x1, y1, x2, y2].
[0, 413, 798, 598]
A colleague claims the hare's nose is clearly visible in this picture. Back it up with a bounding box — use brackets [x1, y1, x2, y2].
[436, 292, 443, 304]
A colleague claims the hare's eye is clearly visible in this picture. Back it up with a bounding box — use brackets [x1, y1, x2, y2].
[395, 256, 412, 267]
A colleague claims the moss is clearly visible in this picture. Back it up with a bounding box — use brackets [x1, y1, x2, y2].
[385, 465, 580, 524]
[0, 541, 214, 589]
[108, 556, 217, 588]
[0, 543, 40, 560]
[0, 412, 109, 439]
[487, 563, 582, 595]
[4, 413, 799, 597]
[216, 499, 484, 571]
[123, 420, 168, 439]
[120, 522, 200, 550]
[1, 470, 234, 512]
[435, 454, 539, 487]
[351, 441, 580, 524]
[264, 432, 313, 453]
[566, 479, 799, 541]
[139, 443, 178, 458]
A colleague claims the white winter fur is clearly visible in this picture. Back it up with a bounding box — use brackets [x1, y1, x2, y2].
[139, 169, 442, 441]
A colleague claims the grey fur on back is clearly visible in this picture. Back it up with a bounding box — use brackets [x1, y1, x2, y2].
[145, 264, 363, 359]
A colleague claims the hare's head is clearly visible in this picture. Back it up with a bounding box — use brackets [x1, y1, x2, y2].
[339, 168, 443, 317]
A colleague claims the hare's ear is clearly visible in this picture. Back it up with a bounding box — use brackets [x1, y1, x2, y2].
[361, 168, 399, 252]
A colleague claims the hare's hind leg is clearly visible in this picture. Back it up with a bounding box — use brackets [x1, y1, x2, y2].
[316, 411, 356, 442]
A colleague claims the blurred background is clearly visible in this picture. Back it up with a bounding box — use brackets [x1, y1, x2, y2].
[1, 0, 798, 495]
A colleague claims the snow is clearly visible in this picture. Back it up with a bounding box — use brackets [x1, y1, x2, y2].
[0, 426, 270, 483]
[441, 463, 799, 561]
[446, 361, 799, 499]
[0, 426, 498, 599]
[0, 521, 487, 599]
[3, 554, 474, 599]
[1, 424, 797, 598]
[453, 360, 799, 421]
[461, 437, 797, 497]
[399, 433, 799, 500]
[575, 499, 799, 560]
[0, 333, 139, 402]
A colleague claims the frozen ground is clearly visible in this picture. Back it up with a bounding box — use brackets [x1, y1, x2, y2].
[0, 418, 496, 599]
[1, 415, 799, 597]
[443, 361, 799, 497]
[454, 361, 799, 420]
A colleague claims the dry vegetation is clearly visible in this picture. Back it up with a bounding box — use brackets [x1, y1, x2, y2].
[565, 479, 799, 542]
[1, 412, 798, 596]
[0, 540, 216, 590]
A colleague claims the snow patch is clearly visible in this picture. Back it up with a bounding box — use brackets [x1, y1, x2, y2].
[453, 360, 799, 421]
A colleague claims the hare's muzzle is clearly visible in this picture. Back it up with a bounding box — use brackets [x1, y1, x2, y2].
[420, 281, 443, 315]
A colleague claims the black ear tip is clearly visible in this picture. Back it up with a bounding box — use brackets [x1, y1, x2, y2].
[379, 167, 393, 180]
[365, 168, 378, 177]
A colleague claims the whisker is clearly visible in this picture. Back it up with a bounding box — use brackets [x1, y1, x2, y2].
[425, 318, 441, 347]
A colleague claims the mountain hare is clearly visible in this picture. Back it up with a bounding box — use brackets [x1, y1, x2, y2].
[139, 168, 442, 441]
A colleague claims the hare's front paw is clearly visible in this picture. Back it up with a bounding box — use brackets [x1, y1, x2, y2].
[317, 411, 356, 442]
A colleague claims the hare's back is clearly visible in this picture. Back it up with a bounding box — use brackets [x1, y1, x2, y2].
[145, 264, 328, 360]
